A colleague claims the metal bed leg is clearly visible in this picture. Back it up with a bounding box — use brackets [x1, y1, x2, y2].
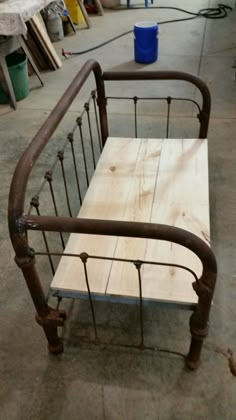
[36, 311, 66, 354]
[186, 272, 216, 369]
[15, 251, 66, 354]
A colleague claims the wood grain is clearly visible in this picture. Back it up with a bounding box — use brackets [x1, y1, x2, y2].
[51, 138, 210, 306]
[51, 137, 142, 295]
[29, 14, 62, 70]
[142, 138, 209, 304]
[106, 138, 163, 297]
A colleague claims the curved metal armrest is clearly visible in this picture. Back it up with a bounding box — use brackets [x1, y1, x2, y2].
[8, 59, 108, 248]
[24, 214, 217, 286]
[24, 214, 216, 368]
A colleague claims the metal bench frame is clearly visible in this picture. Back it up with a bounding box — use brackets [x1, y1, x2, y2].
[8, 59, 217, 369]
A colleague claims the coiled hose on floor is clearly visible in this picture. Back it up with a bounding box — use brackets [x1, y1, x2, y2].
[62, 3, 233, 57]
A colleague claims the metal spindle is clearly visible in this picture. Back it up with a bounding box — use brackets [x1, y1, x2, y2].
[56, 296, 62, 310]
[77, 117, 89, 187]
[92, 90, 102, 152]
[166, 96, 172, 138]
[133, 96, 138, 138]
[85, 102, 96, 169]
[80, 252, 98, 341]
[57, 151, 73, 217]
[68, 133, 82, 205]
[30, 195, 55, 275]
[134, 260, 144, 349]
[45, 171, 65, 249]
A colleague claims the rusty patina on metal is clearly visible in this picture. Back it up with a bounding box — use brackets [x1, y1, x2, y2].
[8, 59, 215, 369]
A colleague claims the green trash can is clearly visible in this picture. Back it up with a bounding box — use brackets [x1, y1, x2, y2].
[0, 52, 29, 104]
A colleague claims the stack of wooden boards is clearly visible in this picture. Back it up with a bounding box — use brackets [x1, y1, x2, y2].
[25, 13, 62, 71]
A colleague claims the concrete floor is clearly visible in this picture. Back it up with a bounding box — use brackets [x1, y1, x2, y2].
[1, 0, 236, 418]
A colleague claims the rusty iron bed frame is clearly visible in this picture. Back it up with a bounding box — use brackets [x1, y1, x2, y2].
[8, 59, 217, 370]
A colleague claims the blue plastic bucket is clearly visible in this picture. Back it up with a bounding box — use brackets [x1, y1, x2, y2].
[134, 21, 158, 64]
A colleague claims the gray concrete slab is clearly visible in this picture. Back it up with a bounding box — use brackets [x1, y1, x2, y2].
[203, 9, 236, 57]
[198, 55, 236, 117]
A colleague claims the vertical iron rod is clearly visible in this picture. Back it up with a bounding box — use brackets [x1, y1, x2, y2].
[45, 171, 65, 249]
[77, 118, 89, 187]
[58, 151, 73, 217]
[80, 253, 98, 341]
[85, 103, 96, 169]
[134, 260, 144, 349]
[92, 91, 103, 152]
[166, 96, 172, 139]
[56, 296, 62, 310]
[30, 196, 55, 275]
[134, 96, 138, 138]
[68, 133, 82, 205]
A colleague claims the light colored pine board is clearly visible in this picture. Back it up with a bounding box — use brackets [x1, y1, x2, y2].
[30, 14, 62, 69]
[142, 138, 209, 304]
[106, 138, 163, 297]
[51, 137, 142, 295]
[51, 138, 210, 306]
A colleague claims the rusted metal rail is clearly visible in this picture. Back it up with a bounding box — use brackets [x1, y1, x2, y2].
[8, 59, 216, 369]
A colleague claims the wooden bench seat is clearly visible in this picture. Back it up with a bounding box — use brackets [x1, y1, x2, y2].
[51, 137, 210, 307]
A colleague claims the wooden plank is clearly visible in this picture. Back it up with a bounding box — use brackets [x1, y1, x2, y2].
[51, 138, 210, 307]
[30, 14, 62, 70]
[51, 138, 142, 295]
[25, 22, 49, 70]
[106, 138, 209, 304]
[32, 14, 61, 69]
[77, 0, 92, 29]
[93, 0, 104, 15]
[142, 138, 209, 304]
[106, 138, 163, 298]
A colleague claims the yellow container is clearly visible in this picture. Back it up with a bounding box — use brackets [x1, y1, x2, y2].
[65, 0, 85, 24]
